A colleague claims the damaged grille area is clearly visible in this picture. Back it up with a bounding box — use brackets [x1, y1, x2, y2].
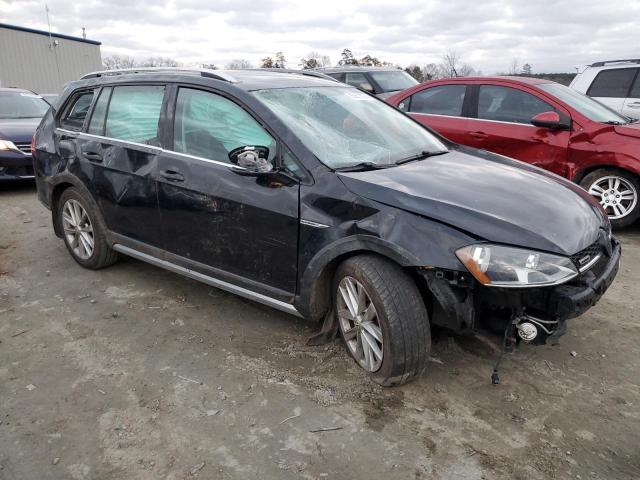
[570, 241, 602, 272]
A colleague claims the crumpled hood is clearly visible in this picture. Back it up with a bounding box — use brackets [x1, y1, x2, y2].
[338, 147, 606, 255]
[614, 123, 640, 139]
[0, 117, 41, 143]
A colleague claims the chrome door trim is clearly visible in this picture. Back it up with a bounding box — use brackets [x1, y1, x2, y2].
[112, 244, 301, 317]
[300, 219, 330, 228]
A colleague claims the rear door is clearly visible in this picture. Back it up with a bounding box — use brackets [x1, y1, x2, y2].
[157, 86, 299, 294]
[622, 69, 640, 119]
[78, 84, 166, 247]
[586, 68, 637, 115]
[466, 84, 570, 176]
[397, 84, 471, 143]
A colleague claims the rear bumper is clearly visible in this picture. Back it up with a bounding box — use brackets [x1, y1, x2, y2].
[0, 151, 34, 181]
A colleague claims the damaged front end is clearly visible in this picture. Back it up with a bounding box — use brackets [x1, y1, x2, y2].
[421, 233, 621, 346]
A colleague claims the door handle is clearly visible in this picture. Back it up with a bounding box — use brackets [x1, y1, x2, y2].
[627, 102, 640, 108]
[469, 131, 488, 139]
[82, 151, 103, 162]
[160, 169, 185, 182]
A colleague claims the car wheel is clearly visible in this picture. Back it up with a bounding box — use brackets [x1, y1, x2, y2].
[57, 188, 118, 269]
[581, 169, 640, 228]
[334, 255, 430, 386]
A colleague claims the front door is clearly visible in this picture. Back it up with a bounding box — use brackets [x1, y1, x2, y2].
[157, 87, 299, 294]
[466, 84, 570, 177]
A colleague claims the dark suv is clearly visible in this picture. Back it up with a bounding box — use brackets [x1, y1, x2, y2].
[316, 67, 418, 99]
[1, 88, 51, 181]
[33, 68, 620, 386]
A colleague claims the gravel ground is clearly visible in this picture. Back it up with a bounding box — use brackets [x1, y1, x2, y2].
[1, 183, 639, 480]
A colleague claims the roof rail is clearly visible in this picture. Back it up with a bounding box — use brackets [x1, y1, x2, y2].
[247, 68, 339, 82]
[590, 59, 640, 67]
[80, 67, 237, 82]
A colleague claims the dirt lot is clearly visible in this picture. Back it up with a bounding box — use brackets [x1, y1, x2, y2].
[1, 183, 639, 480]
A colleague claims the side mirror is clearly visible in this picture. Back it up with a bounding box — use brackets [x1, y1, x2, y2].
[531, 111, 569, 130]
[358, 82, 375, 94]
[229, 146, 273, 173]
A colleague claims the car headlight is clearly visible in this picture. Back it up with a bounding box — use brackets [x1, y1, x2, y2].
[0, 140, 18, 151]
[456, 244, 578, 287]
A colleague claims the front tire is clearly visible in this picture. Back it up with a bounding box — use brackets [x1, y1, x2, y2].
[581, 168, 640, 228]
[57, 188, 118, 269]
[334, 255, 430, 386]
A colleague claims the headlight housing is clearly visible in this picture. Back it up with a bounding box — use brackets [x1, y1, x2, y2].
[456, 244, 578, 287]
[0, 140, 18, 151]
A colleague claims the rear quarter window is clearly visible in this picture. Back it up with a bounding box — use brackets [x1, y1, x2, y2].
[60, 91, 95, 131]
[587, 68, 637, 98]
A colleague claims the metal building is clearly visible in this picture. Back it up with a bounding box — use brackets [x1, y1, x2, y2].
[0, 23, 102, 94]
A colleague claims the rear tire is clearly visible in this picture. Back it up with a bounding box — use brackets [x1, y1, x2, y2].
[57, 188, 119, 269]
[333, 255, 430, 386]
[580, 168, 640, 229]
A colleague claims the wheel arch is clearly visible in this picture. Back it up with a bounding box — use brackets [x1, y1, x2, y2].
[573, 164, 640, 185]
[296, 235, 423, 321]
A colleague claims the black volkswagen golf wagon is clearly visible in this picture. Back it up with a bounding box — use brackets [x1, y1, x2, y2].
[33, 68, 620, 386]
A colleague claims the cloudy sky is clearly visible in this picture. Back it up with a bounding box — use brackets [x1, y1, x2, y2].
[2, 0, 639, 73]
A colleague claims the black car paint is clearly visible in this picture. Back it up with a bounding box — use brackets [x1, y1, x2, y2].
[33, 71, 618, 337]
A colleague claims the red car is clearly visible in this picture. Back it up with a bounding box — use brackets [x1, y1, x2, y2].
[388, 77, 640, 228]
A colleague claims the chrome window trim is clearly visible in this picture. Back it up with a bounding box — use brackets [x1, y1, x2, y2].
[112, 244, 301, 317]
[55, 128, 247, 170]
[409, 112, 539, 128]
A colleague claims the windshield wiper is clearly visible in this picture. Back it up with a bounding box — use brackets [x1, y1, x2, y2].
[334, 161, 395, 172]
[602, 120, 625, 125]
[395, 150, 448, 165]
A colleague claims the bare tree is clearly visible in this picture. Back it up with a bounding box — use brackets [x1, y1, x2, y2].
[522, 63, 532, 75]
[274, 52, 287, 68]
[260, 57, 274, 68]
[102, 55, 137, 70]
[422, 63, 442, 80]
[226, 59, 253, 70]
[202, 63, 218, 70]
[140, 57, 180, 67]
[508, 58, 520, 75]
[300, 52, 331, 69]
[439, 51, 476, 78]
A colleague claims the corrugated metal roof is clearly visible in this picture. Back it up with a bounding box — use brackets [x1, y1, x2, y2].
[0, 22, 101, 45]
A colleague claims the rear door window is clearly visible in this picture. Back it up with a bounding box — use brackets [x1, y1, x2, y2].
[587, 68, 637, 98]
[344, 72, 372, 91]
[61, 91, 95, 131]
[478, 85, 555, 124]
[405, 85, 467, 116]
[87, 87, 112, 135]
[105, 85, 165, 145]
[173, 88, 276, 164]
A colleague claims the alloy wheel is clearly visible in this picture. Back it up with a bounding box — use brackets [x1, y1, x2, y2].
[588, 175, 638, 220]
[336, 276, 384, 372]
[62, 199, 95, 260]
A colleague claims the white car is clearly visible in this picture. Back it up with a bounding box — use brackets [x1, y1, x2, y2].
[571, 59, 640, 119]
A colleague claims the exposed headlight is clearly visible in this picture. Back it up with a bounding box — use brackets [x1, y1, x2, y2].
[456, 244, 578, 287]
[0, 140, 18, 151]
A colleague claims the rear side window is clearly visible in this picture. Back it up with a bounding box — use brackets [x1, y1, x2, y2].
[61, 91, 95, 131]
[173, 88, 275, 163]
[478, 85, 554, 124]
[587, 68, 637, 98]
[406, 85, 466, 116]
[344, 72, 371, 90]
[87, 87, 112, 135]
[105, 85, 165, 144]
